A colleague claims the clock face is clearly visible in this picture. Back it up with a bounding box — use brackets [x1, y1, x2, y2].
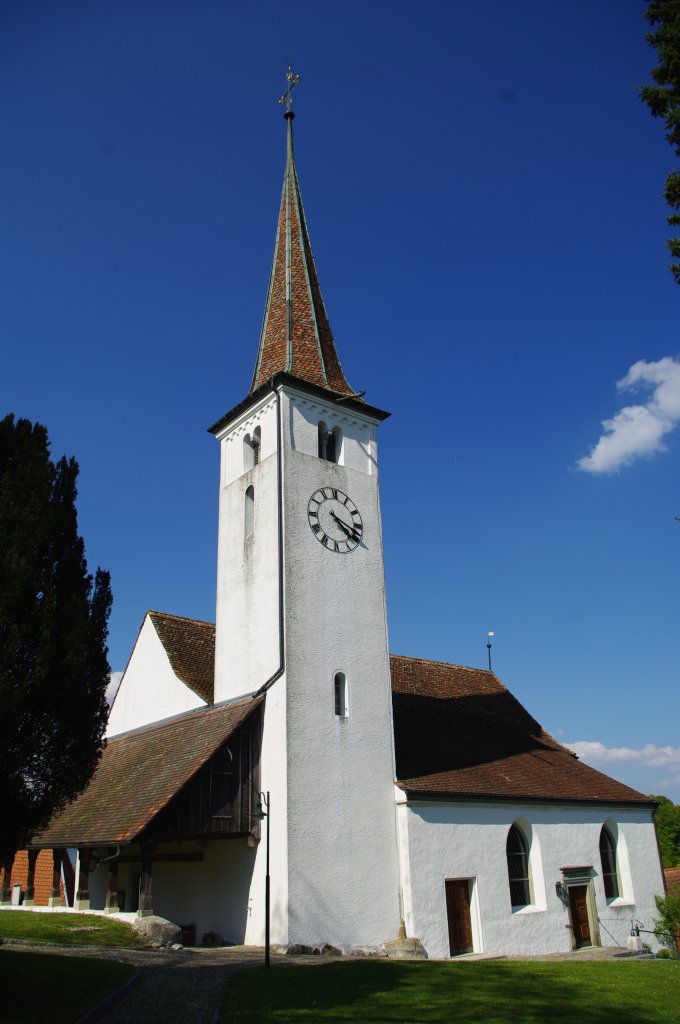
[307, 487, 363, 553]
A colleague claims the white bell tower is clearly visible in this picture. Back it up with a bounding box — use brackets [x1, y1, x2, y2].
[210, 101, 401, 951]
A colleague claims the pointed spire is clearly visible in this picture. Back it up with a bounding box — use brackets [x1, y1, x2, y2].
[250, 99, 355, 397]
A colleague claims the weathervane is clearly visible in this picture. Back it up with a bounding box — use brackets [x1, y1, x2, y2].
[487, 631, 495, 672]
[279, 65, 301, 114]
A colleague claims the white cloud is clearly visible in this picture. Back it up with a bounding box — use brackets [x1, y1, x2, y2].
[567, 740, 680, 770]
[577, 356, 680, 474]
[106, 670, 123, 706]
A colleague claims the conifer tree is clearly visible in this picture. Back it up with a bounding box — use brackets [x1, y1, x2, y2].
[0, 415, 111, 868]
[640, 0, 680, 283]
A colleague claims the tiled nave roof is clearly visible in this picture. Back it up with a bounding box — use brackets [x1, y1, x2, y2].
[148, 610, 215, 703]
[391, 654, 654, 806]
[147, 613, 652, 807]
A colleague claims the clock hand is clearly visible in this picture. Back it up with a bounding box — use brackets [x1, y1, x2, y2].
[330, 510, 353, 536]
[329, 509, 360, 539]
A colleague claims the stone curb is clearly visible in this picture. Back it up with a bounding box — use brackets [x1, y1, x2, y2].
[0, 936, 174, 955]
[73, 969, 143, 1024]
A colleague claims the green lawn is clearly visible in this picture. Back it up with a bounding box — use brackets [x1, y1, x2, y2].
[0, 909, 144, 947]
[222, 960, 680, 1024]
[0, 949, 134, 1024]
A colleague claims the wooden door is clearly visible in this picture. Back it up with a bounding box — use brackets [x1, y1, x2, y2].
[445, 879, 473, 955]
[568, 885, 591, 947]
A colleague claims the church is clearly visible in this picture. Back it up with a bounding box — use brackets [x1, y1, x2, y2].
[19, 90, 665, 959]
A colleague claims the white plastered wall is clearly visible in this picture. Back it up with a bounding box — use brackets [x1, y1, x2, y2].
[106, 616, 206, 737]
[213, 391, 290, 947]
[213, 383, 400, 952]
[243, 681, 289, 947]
[88, 838, 257, 943]
[398, 795, 665, 958]
[214, 394, 280, 703]
[281, 387, 401, 951]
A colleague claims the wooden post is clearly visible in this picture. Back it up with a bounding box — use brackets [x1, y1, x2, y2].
[48, 848, 64, 907]
[104, 850, 119, 914]
[0, 854, 15, 905]
[137, 842, 155, 917]
[24, 850, 39, 906]
[74, 848, 91, 911]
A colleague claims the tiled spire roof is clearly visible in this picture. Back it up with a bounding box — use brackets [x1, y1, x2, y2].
[250, 113, 355, 396]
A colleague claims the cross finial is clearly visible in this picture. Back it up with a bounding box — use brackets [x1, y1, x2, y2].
[279, 65, 301, 114]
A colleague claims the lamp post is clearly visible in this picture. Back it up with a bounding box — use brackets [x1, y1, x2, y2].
[252, 791, 270, 967]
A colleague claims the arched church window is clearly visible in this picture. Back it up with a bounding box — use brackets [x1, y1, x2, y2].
[334, 672, 348, 718]
[245, 485, 255, 539]
[506, 824, 531, 907]
[599, 825, 620, 900]
[318, 422, 340, 464]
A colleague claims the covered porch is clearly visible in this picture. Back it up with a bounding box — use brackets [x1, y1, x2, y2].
[6, 696, 264, 943]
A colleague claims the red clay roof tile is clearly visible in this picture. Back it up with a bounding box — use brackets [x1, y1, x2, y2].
[251, 115, 355, 397]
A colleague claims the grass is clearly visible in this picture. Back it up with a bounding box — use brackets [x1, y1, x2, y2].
[222, 959, 680, 1024]
[0, 949, 134, 1024]
[0, 909, 144, 947]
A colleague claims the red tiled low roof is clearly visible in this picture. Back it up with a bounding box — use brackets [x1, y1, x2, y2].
[390, 654, 654, 806]
[31, 697, 261, 848]
[149, 611, 215, 703]
[665, 867, 680, 890]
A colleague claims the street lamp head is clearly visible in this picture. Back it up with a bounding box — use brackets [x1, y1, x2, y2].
[251, 793, 268, 822]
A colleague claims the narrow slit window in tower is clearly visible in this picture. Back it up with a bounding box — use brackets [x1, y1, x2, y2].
[334, 672, 348, 718]
[245, 485, 255, 538]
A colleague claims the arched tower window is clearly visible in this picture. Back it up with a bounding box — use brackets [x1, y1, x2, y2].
[318, 421, 339, 464]
[332, 425, 342, 463]
[243, 427, 261, 472]
[599, 826, 620, 900]
[506, 824, 531, 907]
[334, 672, 348, 718]
[244, 485, 254, 539]
[251, 426, 261, 466]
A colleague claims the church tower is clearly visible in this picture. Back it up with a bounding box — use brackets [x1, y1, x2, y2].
[209, 82, 401, 950]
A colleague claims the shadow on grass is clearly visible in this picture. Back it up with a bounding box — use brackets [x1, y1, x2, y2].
[0, 948, 133, 1024]
[222, 960, 680, 1024]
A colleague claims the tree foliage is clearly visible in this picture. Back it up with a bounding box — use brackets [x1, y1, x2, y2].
[652, 794, 680, 867]
[640, 0, 680, 282]
[654, 883, 680, 955]
[0, 415, 112, 864]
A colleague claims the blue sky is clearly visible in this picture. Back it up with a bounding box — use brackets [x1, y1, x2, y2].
[2, 1, 678, 799]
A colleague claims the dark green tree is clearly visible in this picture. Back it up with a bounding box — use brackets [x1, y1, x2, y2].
[652, 794, 680, 867]
[640, 0, 680, 283]
[0, 415, 111, 871]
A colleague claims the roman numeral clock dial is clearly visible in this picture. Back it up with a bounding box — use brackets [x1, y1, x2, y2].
[307, 488, 363, 553]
